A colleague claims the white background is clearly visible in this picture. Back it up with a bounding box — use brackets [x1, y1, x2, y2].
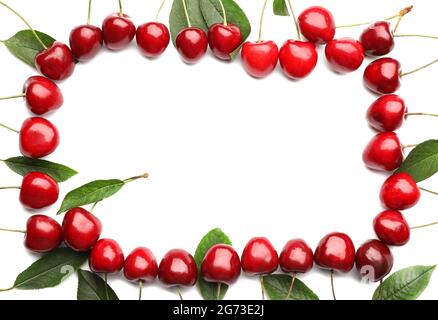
[0, 0, 437, 300]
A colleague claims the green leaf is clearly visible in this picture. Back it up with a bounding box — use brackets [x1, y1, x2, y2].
[77, 270, 119, 300]
[273, 0, 289, 16]
[263, 274, 319, 300]
[373, 265, 436, 300]
[12, 248, 87, 290]
[194, 228, 232, 300]
[3, 30, 55, 67]
[169, 0, 207, 45]
[3, 157, 78, 182]
[397, 140, 438, 182]
[57, 179, 125, 214]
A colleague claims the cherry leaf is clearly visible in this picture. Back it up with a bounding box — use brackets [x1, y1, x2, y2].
[263, 274, 319, 300]
[77, 270, 119, 300]
[397, 140, 438, 182]
[273, 0, 289, 16]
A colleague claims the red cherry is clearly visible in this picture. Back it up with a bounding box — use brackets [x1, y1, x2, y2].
[279, 239, 314, 273]
[35, 42, 76, 81]
[362, 132, 403, 172]
[102, 13, 136, 51]
[298, 6, 335, 44]
[360, 21, 394, 57]
[89, 238, 124, 273]
[380, 173, 420, 210]
[201, 244, 241, 285]
[314, 232, 356, 273]
[241, 40, 279, 78]
[373, 210, 410, 246]
[366, 95, 406, 132]
[279, 40, 318, 79]
[325, 38, 364, 73]
[19, 172, 59, 209]
[158, 249, 197, 287]
[124, 247, 158, 282]
[19, 117, 60, 158]
[175, 27, 208, 64]
[241, 237, 278, 275]
[69, 25, 103, 61]
[62, 207, 102, 252]
[136, 22, 170, 58]
[23, 76, 63, 115]
[355, 239, 394, 282]
[24, 215, 62, 253]
[208, 23, 242, 61]
[364, 58, 401, 94]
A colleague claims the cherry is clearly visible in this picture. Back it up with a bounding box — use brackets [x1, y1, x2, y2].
[355, 239, 394, 282]
[380, 172, 420, 210]
[19, 172, 59, 209]
[24, 215, 62, 253]
[35, 42, 76, 81]
[175, 27, 208, 64]
[325, 38, 364, 73]
[23, 76, 63, 115]
[241, 41, 279, 78]
[19, 117, 60, 158]
[201, 244, 241, 285]
[136, 22, 170, 58]
[366, 95, 406, 132]
[124, 247, 158, 282]
[208, 23, 242, 61]
[89, 238, 124, 273]
[314, 232, 356, 273]
[362, 132, 403, 172]
[62, 207, 102, 252]
[69, 25, 103, 62]
[363, 58, 401, 94]
[241, 237, 278, 275]
[102, 13, 136, 51]
[373, 210, 410, 246]
[158, 249, 197, 287]
[298, 6, 335, 44]
[360, 22, 395, 57]
[279, 40, 317, 79]
[279, 239, 314, 273]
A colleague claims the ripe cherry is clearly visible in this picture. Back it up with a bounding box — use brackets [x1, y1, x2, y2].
[175, 27, 208, 64]
[19, 117, 60, 158]
[201, 244, 241, 285]
[102, 13, 136, 51]
[366, 95, 406, 132]
[325, 38, 364, 73]
[208, 23, 242, 61]
[241, 237, 278, 275]
[24, 215, 62, 253]
[23, 76, 63, 115]
[360, 21, 395, 57]
[279, 40, 317, 79]
[136, 22, 170, 58]
[158, 249, 197, 287]
[69, 25, 103, 61]
[89, 238, 124, 273]
[62, 207, 102, 252]
[314, 232, 356, 273]
[363, 58, 401, 94]
[373, 210, 410, 246]
[124, 247, 158, 282]
[355, 239, 394, 282]
[380, 172, 420, 210]
[362, 132, 403, 172]
[298, 6, 335, 44]
[19, 172, 59, 209]
[35, 42, 76, 81]
[279, 239, 314, 273]
[241, 41, 279, 78]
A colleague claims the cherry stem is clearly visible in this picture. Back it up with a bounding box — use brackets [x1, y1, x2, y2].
[118, 0, 123, 15]
[90, 201, 99, 213]
[176, 286, 184, 300]
[181, 0, 192, 28]
[394, 34, 438, 40]
[87, 0, 93, 25]
[104, 273, 110, 300]
[216, 282, 221, 300]
[0, 1, 47, 49]
[402, 144, 418, 150]
[0, 122, 19, 134]
[138, 280, 143, 300]
[123, 173, 149, 183]
[406, 112, 438, 118]
[260, 275, 265, 300]
[0, 227, 25, 234]
[330, 270, 337, 301]
[155, 0, 167, 21]
[257, 0, 269, 42]
[401, 58, 438, 77]
[419, 187, 438, 196]
[411, 221, 438, 230]
[218, 0, 227, 26]
[376, 279, 383, 300]
[0, 93, 25, 101]
[0, 186, 21, 190]
[286, 0, 301, 40]
[0, 287, 13, 292]
[285, 272, 296, 300]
